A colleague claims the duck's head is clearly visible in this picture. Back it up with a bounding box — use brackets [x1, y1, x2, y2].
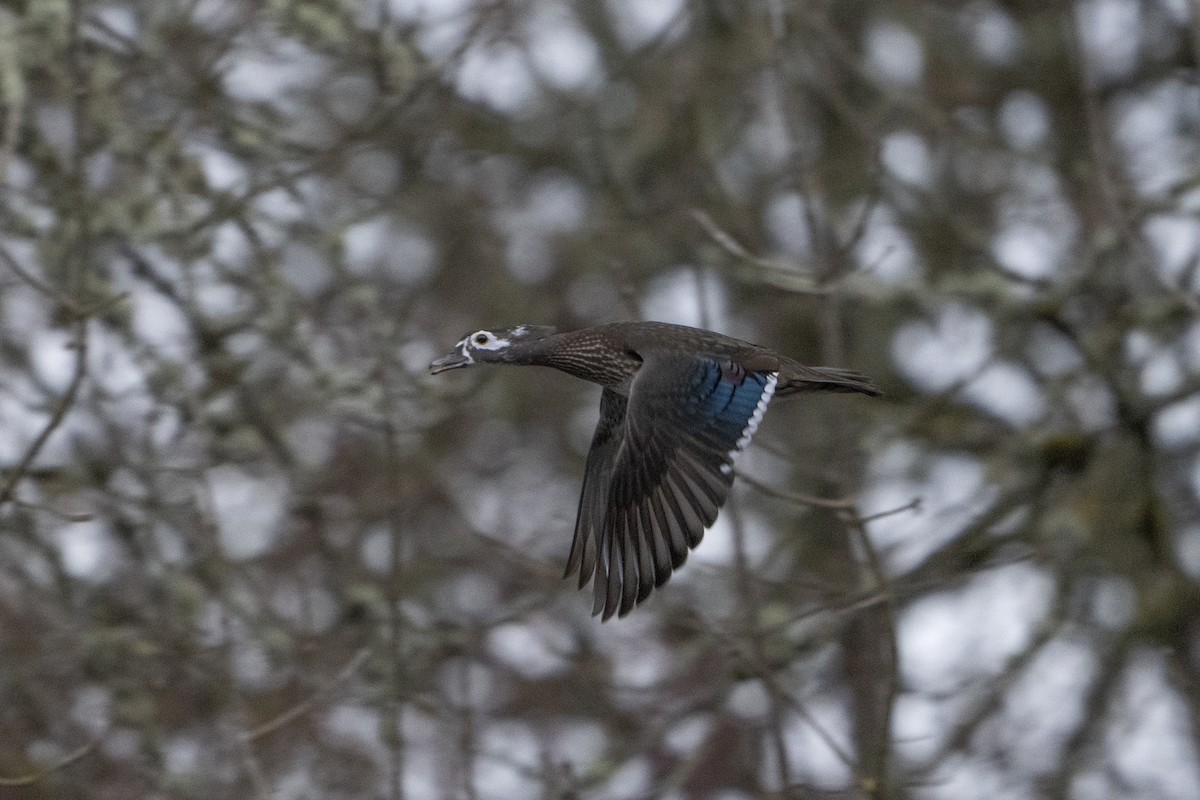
[429, 325, 557, 374]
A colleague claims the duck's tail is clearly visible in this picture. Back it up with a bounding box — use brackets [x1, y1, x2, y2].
[777, 364, 882, 397]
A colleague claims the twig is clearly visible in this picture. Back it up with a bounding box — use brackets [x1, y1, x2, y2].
[690, 209, 776, 268]
[842, 502, 902, 798]
[690, 209, 833, 296]
[736, 469, 858, 510]
[0, 321, 89, 508]
[725, 498, 797, 791]
[11, 499, 95, 522]
[1066, 6, 1200, 315]
[0, 10, 23, 189]
[775, 687, 858, 771]
[0, 738, 100, 787]
[375, 297, 412, 800]
[241, 647, 371, 742]
[844, 497, 922, 525]
[0, 243, 127, 319]
[0, 244, 80, 313]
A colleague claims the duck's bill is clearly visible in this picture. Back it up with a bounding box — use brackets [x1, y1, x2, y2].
[429, 352, 472, 374]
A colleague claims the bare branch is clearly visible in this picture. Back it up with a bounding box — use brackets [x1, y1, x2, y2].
[0, 738, 100, 787]
[0, 322, 89, 508]
[241, 647, 371, 742]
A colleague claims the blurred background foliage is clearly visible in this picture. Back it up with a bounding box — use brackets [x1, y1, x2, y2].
[1, 0, 1199, 798]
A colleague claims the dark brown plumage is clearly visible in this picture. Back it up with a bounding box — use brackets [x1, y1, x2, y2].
[431, 321, 879, 619]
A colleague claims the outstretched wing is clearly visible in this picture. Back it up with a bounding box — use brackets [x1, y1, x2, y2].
[564, 388, 626, 593]
[565, 352, 778, 620]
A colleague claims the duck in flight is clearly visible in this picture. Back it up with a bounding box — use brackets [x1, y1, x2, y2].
[431, 321, 880, 620]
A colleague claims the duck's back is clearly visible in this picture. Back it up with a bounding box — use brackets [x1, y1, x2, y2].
[597, 322, 880, 398]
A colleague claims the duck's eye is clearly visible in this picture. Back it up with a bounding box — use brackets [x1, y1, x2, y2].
[473, 333, 490, 345]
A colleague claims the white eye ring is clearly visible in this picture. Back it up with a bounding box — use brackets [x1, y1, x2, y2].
[464, 330, 511, 352]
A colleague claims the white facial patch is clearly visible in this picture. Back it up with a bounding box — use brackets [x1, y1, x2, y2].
[720, 372, 778, 475]
[463, 330, 513, 353]
[454, 339, 477, 364]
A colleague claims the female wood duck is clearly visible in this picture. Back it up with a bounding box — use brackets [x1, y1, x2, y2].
[431, 321, 880, 620]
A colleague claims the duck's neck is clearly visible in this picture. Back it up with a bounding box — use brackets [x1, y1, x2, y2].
[528, 328, 641, 390]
